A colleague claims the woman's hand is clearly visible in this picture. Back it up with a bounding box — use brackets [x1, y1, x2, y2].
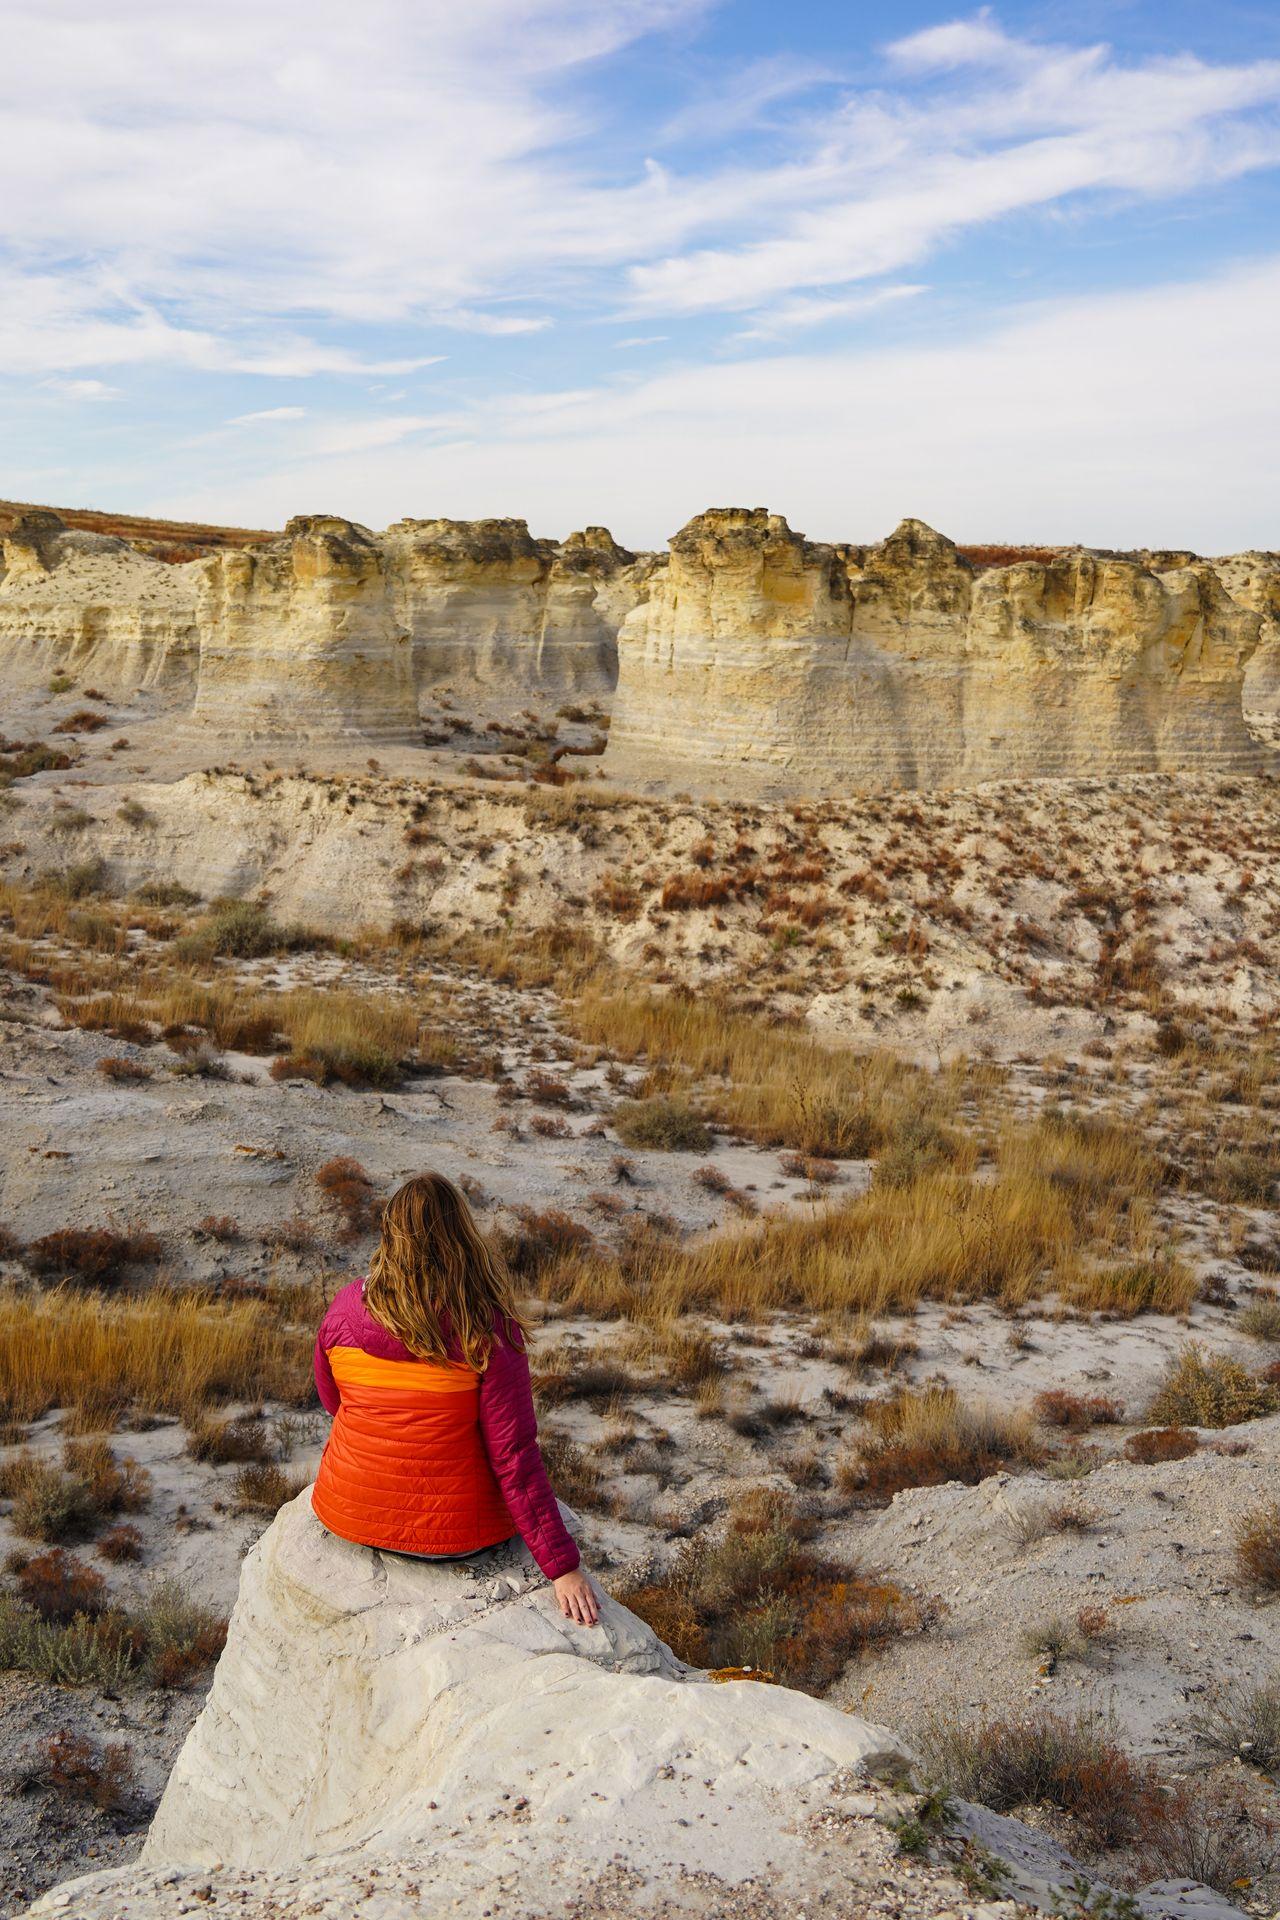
[553, 1567, 600, 1626]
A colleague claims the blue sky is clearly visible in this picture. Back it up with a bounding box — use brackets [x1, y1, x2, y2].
[2, 0, 1279, 549]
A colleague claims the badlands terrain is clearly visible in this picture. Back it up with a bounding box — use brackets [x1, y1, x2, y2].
[0, 500, 1278, 1918]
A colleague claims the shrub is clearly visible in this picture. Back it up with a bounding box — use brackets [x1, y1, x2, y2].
[35, 1731, 135, 1812]
[538, 1430, 605, 1510]
[196, 1214, 240, 1242]
[97, 1523, 143, 1563]
[63, 1439, 151, 1514]
[1191, 1675, 1280, 1773]
[1033, 1389, 1124, 1433]
[1147, 1344, 1278, 1428]
[916, 1707, 1156, 1851]
[96, 1055, 152, 1083]
[1234, 1499, 1280, 1592]
[1133, 1777, 1277, 1896]
[622, 1490, 929, 1693]
[1123, 1426, 1199, 1465]
[132, 1580, 227, 1687]
[232, 1462, 302, 1513]
[24, 1226, 163, 1288]
[257, 1215, 316, 1254]
[15, 1548, 106, 1624]
[51, 709, 109, 734]
[1, 1455, 99, 1542]
[187, 1413, 273, 1465]
[838, 1389, 1042, 1503]
[315, 1157, 383, 1239]
[613, 1097, 713, 1153]
[177, 898, 316, 960]
[0, 1594, 134, 1689]
[499, 1207, 596, 1281]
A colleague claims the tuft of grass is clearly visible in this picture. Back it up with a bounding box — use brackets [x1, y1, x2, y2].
[1147, 1344, 1278, 1428]
[232, 1462, 303, 1513]
[1241, 1292, 1280, 1342]
[613, 1097, 713, 1153]
[1061, 1258, 1195, 1318]
[571, 983, 961, 1161]
[531, 1168, 1089, 1321]
[1191, 1675, 1280, 1773]
[186, 1412, 273, 1465]
[538, 1430, 605, 1511]
[838, 1388, 1042, 1503]
[269, 990, 423, 1088]
[0, 1288, 312, 1428]
[1234, 1499, 1280, 1592]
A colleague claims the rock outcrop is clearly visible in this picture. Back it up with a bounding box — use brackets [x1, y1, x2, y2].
[28, 1491, 1248, 1920]
[190, 515, 420, 744]
[381, 517, 647, 706]
[1215, 550, 1280, 727]
[0, 510, 199, 696]
[603, 510, 1268, 796]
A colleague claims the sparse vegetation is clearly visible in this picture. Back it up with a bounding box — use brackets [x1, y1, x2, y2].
[1147, 1344, 1278, 1428]
[612, 1096, 713, 1153]
[838, 1388, 1041, 1502]
[622, 1489, 932, 1691]
[1233, 1499, 1280, 1592]
[0, 1288, 312, 1427]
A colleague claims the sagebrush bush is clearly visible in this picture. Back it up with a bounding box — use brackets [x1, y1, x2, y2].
[612, 1097, 713, 1153]
[315, 1156, 383, 1239]
[1191, 1675, 1280, 1773]
[177, 898, 317, 960]
[1148, 1344, 1278, 1428]
[1, 1455, 100, 1543]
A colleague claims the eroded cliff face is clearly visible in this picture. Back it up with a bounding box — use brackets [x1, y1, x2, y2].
[604, 510, 1268, 795]
[190, 515, 420, 743]
[0, 510, 199, 696]
[1215, 551, 1280, 727]
[381, 516, 647, 705]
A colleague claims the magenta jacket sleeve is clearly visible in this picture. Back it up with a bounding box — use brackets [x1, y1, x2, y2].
[479, 1327, 580, 1580]
[313, 1324, 340, 1415]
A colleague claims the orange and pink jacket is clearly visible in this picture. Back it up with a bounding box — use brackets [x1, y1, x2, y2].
[310, 1277, 579, 1580]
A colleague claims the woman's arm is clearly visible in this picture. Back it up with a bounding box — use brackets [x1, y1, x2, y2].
[313, 1327, 340, 1415]
[478, 1328, 581, 1582]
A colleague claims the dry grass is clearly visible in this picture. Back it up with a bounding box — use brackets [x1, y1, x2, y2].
[0, 1288, 312, 1427]
[571, 983, 966, 1160]
[532, 1167, 1086, 1320]
[838, 1388, 1042, 1502]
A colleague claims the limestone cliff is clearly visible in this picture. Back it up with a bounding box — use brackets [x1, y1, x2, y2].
[0, 510, 199, 695]
[190, 515, 419, 744]
[1215, 550, 1280, 726]
[381, 516, 646, 705]
[604, 510, 1267, 795]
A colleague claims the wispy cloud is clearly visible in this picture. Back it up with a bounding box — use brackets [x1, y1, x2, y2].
[229, 406, 307, 425]
[732, 283, 927, 342]
[38, 376, 121, 400]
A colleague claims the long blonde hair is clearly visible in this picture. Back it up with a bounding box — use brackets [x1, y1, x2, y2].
[364, 1172, 527, 1371]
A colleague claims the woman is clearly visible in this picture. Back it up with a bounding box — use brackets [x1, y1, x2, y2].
[311, 1171, 599, 1625]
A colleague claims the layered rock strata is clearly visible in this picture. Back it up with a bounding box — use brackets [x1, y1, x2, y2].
[603, 510, 1268, 795]
[0, 510, 199, 696]
[381, 516, 648, 704]
[1215, 551, 1280, 724]
[189, 515, 419, 744]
